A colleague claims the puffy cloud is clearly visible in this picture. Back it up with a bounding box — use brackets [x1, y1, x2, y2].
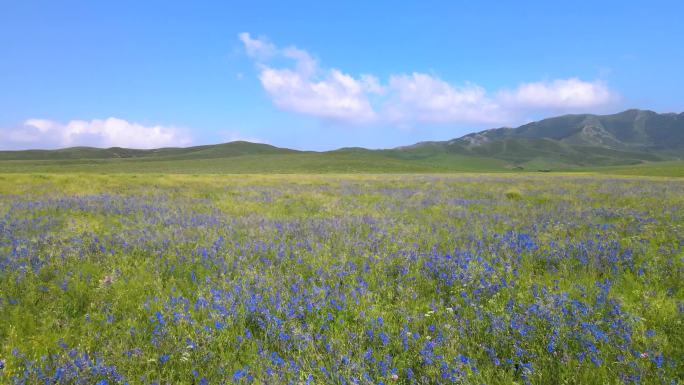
[385, 73, 505, 124]
[259, 68, 376, 122]
[498, 78, 616, 109]
[239, 33, 376, 123]
[282, 46, 318, 76]
[0, 117, 192, 149]
[239, 33, 619, 126]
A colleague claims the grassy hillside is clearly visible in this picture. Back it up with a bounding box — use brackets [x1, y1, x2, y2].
[584, 160, 684, 177]
[453, 109, 684, 151]
[0, 141, 296, 161]
[409, 109, 683, 168]
[0, 152, 680, 176]
[442, 138, 661, 167]
[0, 151, 508, 174]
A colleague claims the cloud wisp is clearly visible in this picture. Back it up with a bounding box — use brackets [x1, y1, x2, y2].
[239, 33, 378, 124]
[0, 117, 192, 150]
[239, 33, 618, 126]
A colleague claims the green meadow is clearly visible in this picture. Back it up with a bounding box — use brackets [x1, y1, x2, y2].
[0, 153, 682, 176]
[0, 173, 682, 384]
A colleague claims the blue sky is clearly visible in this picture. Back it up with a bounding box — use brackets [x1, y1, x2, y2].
[1, 1, 683, 150]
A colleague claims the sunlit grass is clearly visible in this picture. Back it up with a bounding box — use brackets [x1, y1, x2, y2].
[0, 174, 682, 384]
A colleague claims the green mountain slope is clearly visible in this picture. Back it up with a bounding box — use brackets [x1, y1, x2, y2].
[403, 109, 683, 167]
[455, 109, 684, 150]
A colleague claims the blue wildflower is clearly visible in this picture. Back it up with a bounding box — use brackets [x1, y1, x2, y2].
[378, 331, 390, 346]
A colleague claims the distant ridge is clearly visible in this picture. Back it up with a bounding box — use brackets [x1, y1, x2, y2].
[0, 141, 299, 161]
[1, 110, 682, 172]
[396, 109, 683, 167]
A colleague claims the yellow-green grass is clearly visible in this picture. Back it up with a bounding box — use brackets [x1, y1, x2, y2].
[0, 174, 682, 384]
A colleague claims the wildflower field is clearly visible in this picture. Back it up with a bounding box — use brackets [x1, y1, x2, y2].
[0, 174, 682, 385]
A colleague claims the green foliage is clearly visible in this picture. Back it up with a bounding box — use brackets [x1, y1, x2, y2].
[504, 188, 523, 200]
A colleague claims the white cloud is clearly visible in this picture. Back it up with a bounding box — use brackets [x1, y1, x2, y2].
[239, 33, 619, 126]
[282, 46, 318, 76]
[0, 117, 192, 149]
[239, 32, 376, 124]
[498, 78, 615, 109]
[238, 32, 277, 59]
[259, 68, 376, 123]
[385, 73, 506, 124]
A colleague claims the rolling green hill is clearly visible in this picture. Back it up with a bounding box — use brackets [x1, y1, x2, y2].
[0, 141, 297, 161]
[0, 110, 681, 175]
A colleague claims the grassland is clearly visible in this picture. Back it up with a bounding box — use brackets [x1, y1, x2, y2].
[578, 161, 684, 178]
[0, 152, 681, 176]
[0, 173, 682, 384]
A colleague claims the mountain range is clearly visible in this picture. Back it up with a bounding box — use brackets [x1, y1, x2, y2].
[1, 109, 682, 174]
[396, 109, 683, 167]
